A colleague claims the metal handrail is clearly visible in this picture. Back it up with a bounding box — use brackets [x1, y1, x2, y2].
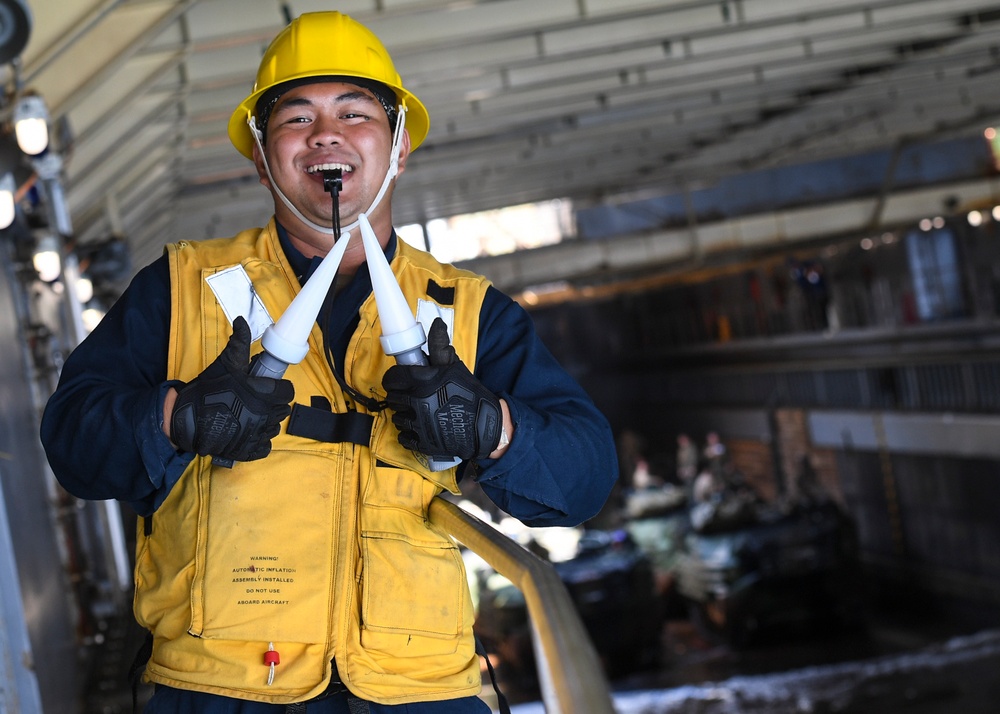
[428, 497, 616, 714]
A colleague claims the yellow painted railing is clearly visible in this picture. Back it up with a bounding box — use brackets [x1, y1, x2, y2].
[428, 497, 616, 714]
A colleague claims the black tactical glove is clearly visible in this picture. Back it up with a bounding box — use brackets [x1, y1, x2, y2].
[170, 316, 294, 462]
[382, 318, 502, 461]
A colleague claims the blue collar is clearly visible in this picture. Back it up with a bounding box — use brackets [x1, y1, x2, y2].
[274, 221, 398, 285]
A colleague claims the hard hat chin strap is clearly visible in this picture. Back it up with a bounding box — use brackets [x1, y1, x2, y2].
[248, 104, 408, 238]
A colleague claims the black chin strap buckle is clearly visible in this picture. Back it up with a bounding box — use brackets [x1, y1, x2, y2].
[321, 168, 343, 241]
[321, 168, 342, 195]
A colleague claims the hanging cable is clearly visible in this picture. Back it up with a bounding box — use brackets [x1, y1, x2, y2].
[321, 168, 343, 242]
[314, 165, 385, 412]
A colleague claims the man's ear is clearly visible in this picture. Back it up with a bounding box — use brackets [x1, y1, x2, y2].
[252, 141, 271, 190]
[395, 129, 412, 176]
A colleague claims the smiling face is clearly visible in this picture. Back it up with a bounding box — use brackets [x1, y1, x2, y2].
[252, 80, 410, 256]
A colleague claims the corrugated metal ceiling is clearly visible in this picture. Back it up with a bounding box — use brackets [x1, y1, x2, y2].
[13, 0, 1000, 270]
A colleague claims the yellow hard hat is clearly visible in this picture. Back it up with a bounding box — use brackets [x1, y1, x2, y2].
[228, 11, 429, 159]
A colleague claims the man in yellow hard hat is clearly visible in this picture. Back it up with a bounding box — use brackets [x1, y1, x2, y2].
[41, 11, 617, 713]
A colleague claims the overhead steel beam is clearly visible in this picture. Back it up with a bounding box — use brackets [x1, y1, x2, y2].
[457, 175, 1000, 295]
[70, 135, 177, 238]
[50, 0, 203, 122]
[66, 59, 188, 189]
[21, 0, 127, 86]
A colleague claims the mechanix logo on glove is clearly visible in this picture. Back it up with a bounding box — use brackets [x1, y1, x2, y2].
[382, 318, 502, 461]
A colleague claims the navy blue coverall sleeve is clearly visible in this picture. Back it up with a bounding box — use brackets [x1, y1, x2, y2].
[472, 288, 617, 527]
[40, 257, 192, 516]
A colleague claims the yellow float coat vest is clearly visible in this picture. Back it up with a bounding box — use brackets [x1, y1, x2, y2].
[134, 220, 490, 705]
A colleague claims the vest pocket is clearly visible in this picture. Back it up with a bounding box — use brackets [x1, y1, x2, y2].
[358, 464, 467, 657]
[360, 530, 464, 656]
[189, 455, 337, 644]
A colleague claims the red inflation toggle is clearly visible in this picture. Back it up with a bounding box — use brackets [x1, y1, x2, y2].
[264, 649, 280, 665]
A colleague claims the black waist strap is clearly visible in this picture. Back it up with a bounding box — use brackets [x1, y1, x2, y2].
[284, 660, 368, 713]
[286, 403, 374, 446]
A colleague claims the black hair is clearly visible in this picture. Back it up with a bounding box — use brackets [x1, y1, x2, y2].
[254, 76, 398, 142]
